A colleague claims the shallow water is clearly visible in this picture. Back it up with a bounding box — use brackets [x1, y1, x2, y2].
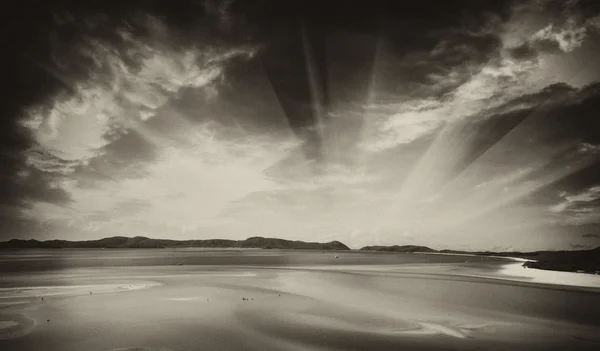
[0, 249, 599, 350]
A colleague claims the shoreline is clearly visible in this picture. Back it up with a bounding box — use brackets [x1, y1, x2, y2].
[421, 252, 600, 289]
[415, 251, 532, 262]
[498, 261, 600, 289]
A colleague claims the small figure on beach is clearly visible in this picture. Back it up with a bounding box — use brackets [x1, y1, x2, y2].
[90, 292, 92, 295]
[41, 297, 44, 301]
[47, 319, 50, 322]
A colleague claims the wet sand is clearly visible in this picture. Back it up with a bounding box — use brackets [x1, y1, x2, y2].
[0, 249, 599, 350]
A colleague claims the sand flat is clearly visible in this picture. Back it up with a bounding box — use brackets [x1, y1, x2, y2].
[0, 250, 598, 350]
[499, 262, 600, 288]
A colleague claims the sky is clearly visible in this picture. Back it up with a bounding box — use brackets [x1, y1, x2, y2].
[1, 0, 600, 251]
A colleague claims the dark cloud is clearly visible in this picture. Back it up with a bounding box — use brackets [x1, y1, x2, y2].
[0, 1, 253, 193]
[259, 27, 327, 163]
[392, 83, 580, 195]
[382, 31, 503, 99]
[0, 66, 73, 237]
[507, 0, 600, 62]
[544, 0, 600, 25]
[163, 58, 296, 135]
[231, 0, 512, 34]
[0, 1, 221, 237]
[0, 1, 80, 225]
[508, 39, 563, 60]
[483, 82, 597, 157]
[449, 81, 600, 219]
[485, 83, 577, 115]
[233, 0, 513, 162]
[582, 233, 600, 239]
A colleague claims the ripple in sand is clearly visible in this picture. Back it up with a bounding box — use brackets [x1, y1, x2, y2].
[0, 314, 35, 340]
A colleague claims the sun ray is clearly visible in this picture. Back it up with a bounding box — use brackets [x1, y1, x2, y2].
[354, 25, 384, 169]
[301, 22, 328, 162]
[443, 58, 597, 191]
[258, 60, 313, 175]
[258, 60, 304, 142]
[433, 148, 599, 229]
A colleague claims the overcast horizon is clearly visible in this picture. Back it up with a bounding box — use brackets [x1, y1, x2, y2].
[2, 0, 600, 251]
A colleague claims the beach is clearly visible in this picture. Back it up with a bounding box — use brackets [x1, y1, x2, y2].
[0, 249, 599, 350]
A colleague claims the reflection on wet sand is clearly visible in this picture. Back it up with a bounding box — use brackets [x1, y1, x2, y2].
[0, 250, 599, 350]
[0, 314, 35, 340]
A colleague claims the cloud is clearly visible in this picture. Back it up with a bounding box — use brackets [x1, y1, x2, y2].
[505, 0, 600, 60]
[358, 75, 600, 250]
[0, 119, 73, 213]
[508, 20, 589, 60]
[3, 0, 600, 251]
[508, 38, 560, 60]
[1, 5, 255, 238]
[361, 10, 598, 157]
[552, 186, 600, 211]
[21, 14, 254, 163]
[549, 185, 600, 225]
[582, 233, 600, 239]
[24, 122, 297, 237]
[371, 19, 505, 102]
[360, 0, 600, 154]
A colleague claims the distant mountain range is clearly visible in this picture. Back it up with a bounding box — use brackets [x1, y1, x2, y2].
[0, 236, 350, 251]
[1, 237, 598, 274]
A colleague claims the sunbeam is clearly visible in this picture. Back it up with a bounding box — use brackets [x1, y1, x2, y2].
[437, 151, 600, 230]
[301, 23, 329, 162]
[445, 56, 598, 191]
[3, 0, 600, 251]
[4, 4, 600, 350]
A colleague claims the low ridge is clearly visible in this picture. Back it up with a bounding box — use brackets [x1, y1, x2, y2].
[0, 236, 350, 250]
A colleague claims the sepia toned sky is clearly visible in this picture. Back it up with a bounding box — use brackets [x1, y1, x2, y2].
[1, 0, 600, 250]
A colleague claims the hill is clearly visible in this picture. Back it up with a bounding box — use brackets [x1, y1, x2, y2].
[0, 236, 350, 251]
[234, 237, 349, 250]
[359, 245, 600, 274]
[516, 246, 600, 273]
